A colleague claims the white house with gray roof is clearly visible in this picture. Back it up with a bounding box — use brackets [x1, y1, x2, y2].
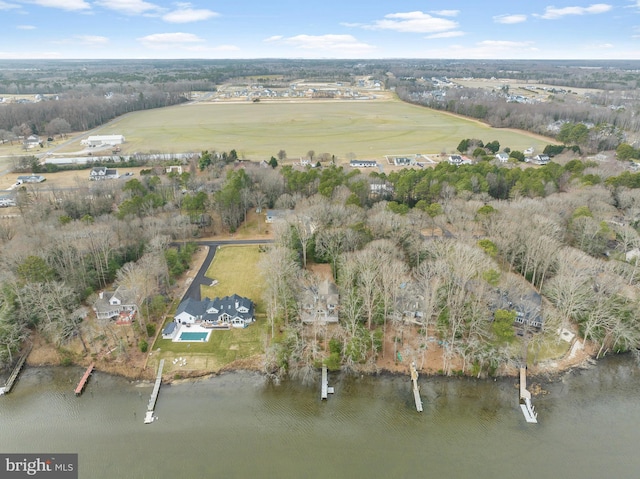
[174, 294, 255, 329]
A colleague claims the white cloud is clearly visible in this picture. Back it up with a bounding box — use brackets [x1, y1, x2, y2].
[426, 31, 465, 39]
[430, 10, 459, 17]
[17, 25, 36, 29]
[494, 14, 527, 24]
[0, 1, 20, 10]
[76, 35, 109, 45]
[478, 40, 535, 48]
[94, 0, 161, 15]
[138, 32, 204, 48]
[431, 40, 539, 59]
[536, 3, 612, 20]
[365, 11, 458, 33]
[163, 3, 219, 23]
[25, 0, 90, 11]
[265, 34, 375, 54]
[0, 51, 62, 59]
[180, 44, 240, 53]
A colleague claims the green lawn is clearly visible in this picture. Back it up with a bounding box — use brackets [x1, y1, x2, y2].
[200, 245, 266, 314]
[51, 97, 555, 160]
[149, 244, 268, 372]
[151, 320, 267, 373]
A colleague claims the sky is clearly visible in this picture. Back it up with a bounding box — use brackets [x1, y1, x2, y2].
[2, 1, 640, 60]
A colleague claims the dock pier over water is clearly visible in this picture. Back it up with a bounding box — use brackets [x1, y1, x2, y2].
[519, 367, 538, 423]
[0, 345, 31, 396]
[144, 359, 165, 424]
[410, 362, 423, 412]
[74, 363, 95, 396]
[321, 365, 334, 400]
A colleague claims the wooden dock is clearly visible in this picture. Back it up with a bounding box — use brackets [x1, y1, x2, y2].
[144, 359, 165, 424]
[74, 363, 95, 396]
[410, 362, 423, 412]
[320, 365, 334, 400]
[0, 345, 32, 396]
[519, 367, 538, 424]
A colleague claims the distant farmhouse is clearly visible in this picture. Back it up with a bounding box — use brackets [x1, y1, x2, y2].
[0, 196, 16, 207]
[350, 160, 377, 168]
[495, 153, 510, 163]
[16, 175, 45, 184]
[81, 135, 125, 148]
[89, 166, 119, 180]
[24, 135, 41, 149]
[534, 154, 550, 165]
[448, 155, 463, 166]
[173, 294, 255, 329]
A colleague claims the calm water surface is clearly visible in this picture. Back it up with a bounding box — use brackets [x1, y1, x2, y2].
[1, 357, 639, 479]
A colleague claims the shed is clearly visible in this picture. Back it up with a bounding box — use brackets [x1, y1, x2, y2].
[162, 322, 178, 339]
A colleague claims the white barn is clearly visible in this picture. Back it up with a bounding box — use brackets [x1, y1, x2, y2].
[81, 135, 125, 147]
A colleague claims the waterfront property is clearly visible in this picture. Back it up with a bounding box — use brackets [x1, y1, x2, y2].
[93, 286, 138, 321]
[301, 279, 339, 324]
[174, 294, 255, 329]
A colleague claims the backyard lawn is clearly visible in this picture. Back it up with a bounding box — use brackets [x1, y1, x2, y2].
[149, 244, 268, 374]
[200, 245, 266, 314]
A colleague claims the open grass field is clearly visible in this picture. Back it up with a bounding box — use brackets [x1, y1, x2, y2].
[201, 245, 266, 315]
[49, 97, 555, 160]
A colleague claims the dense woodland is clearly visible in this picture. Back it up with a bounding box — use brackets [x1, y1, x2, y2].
[2, 144, 640, 377]
[3, 59, 640, 377]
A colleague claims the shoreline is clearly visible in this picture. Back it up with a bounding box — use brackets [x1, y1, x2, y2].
[22, 346, 599, 390]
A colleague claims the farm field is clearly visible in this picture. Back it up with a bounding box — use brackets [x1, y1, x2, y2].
[51, 97, 555, 161]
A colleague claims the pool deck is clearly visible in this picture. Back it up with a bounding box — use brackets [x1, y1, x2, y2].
[173, 324, 212, 342]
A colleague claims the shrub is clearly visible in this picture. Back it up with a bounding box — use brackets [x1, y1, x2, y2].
[146, 324, 156, 337]
[325, 352, 341, 371]
[139, 339, 148, 353]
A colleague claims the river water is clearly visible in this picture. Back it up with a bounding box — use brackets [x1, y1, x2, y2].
[1, 357, 639, 479]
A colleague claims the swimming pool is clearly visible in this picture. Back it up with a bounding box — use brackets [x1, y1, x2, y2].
[178, 331, 209, 342]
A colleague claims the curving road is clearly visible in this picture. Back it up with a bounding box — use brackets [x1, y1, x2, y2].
[179, 239, 273, 303]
